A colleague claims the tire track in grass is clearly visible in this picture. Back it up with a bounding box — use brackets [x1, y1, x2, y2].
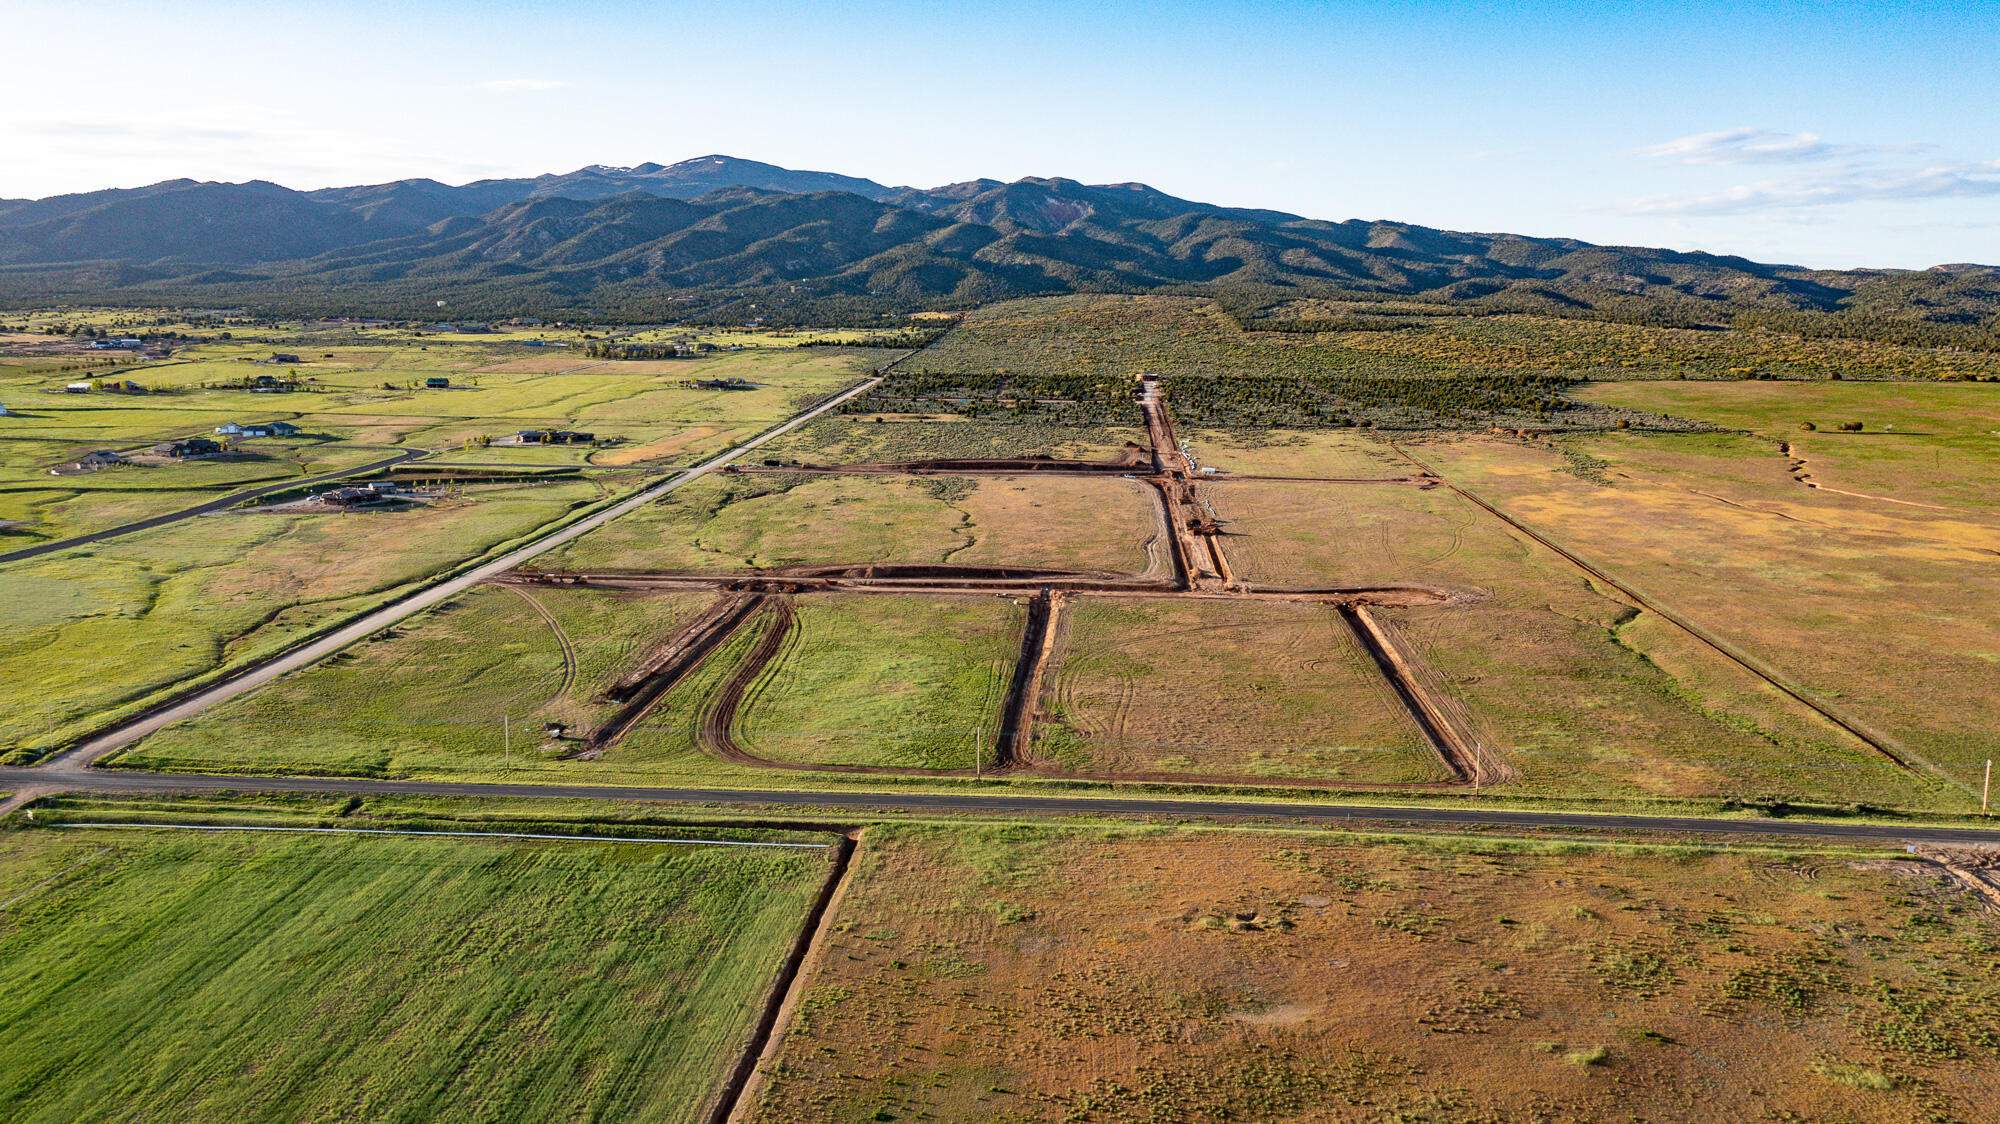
[503, 586, 577, 701]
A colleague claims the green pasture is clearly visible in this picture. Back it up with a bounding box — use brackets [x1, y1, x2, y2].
[0, 479, 617, 760]
[122, 585, 717, 777]
[729, 594, 1023, 769]
[0, 825, 826, 1123]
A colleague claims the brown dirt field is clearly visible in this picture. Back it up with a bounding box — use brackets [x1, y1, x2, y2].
[1200, 474, 1938, 807]
[744, 825, 2000, 1124]
[1179, 428, 1409, 477]
[593, 423, 743, 465]
[1038, 598, 1444, 783]
[1411, 433, 2000, 807]
[1207, 479, 1476, 589]
[548, 474, 1165, 578]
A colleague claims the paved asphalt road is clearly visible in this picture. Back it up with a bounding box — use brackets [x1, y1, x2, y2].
[42, 377, 883, 770]
[6, 767, 1999, 844]
[0, 448, 426, 565]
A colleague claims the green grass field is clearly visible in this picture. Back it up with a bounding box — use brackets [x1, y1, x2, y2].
[0, 824, 828, 1123]
[118, 584, 717, 776]
[731, 594, 1024, 769]
[0, 479, 619, 761]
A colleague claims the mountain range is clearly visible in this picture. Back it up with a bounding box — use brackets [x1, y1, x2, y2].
[1, 155, 1995, 340]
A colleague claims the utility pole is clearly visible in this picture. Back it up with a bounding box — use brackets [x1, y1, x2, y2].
[1984, 759, 1992, 816]
[503, 714, 510, 765]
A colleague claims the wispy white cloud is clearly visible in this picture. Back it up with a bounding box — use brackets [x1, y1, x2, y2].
[471, 78, 571, 93]
[1629, 127, 1928, 166]
[1620, 160, 2000, 216]
[0, 111, 517, 194]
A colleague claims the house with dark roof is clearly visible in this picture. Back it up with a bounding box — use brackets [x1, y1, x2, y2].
[154, 438, 223, 458]
[53, 450, 127, 474]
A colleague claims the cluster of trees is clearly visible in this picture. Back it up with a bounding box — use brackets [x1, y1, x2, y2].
[1160, 372, 1576, 430]
[842, 369, 1139, 425]
[1207, 277, 2000, 356]
[1729, 310, 2000, 353]
[582, 342, 708, 360]
[798, 328, 946, 349]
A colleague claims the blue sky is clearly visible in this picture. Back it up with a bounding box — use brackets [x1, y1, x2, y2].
[6, 0, 1996, 267]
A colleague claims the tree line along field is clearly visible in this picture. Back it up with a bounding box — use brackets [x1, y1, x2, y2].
[0, 820, 834, 1123]
[911, 294, 2000, 382]
[743, 823, 2000, 1124]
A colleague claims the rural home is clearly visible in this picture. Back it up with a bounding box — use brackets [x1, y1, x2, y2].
[425, 377, 451, 389]
[153, 437, 223, 458]
[53, 450, 126, 474]
[316, 486, 375, 506]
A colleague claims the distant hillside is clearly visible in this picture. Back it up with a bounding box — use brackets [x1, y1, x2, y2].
[1, 156, 1995, 345]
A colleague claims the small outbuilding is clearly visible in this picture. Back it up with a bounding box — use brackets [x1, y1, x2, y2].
[425, 377, 451, 389]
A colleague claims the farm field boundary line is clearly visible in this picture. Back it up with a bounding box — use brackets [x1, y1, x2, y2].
[0, 448, 428, 565]
[47, 821, 829, 847]
[709, 831, 858, 1124]
[1390, 444, 1941, 784]
[35, 373, 885, 772]
[7, 769, 2000, 844]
